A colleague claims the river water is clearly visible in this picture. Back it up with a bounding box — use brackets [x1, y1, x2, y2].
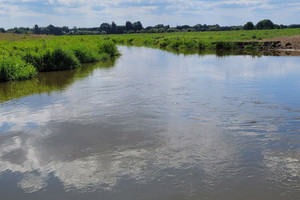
[0, 46, 300, 200]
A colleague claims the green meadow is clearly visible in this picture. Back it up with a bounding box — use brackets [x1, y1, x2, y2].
[0, 35, 119, 82]
[0, 28, 299, 82]
[107, 28, 300, 50]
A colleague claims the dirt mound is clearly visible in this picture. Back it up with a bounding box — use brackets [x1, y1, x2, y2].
[262, 35, 300, 50]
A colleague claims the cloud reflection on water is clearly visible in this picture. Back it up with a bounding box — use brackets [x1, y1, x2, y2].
[0, 47, 299, 198]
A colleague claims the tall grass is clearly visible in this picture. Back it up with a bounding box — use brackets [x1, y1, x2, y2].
[0, 56, 37, 82]
[25, 48, 81, 72]
[0, 36, 119, 82]
[0, 28, 299, 82]
[98, 40, 119, 57]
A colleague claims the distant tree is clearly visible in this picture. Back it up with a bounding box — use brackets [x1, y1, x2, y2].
[125, 21, 133, 31]
[116, 25, 125, 34]
[176, 25, 191, 30]
[256, 19, 274, 29]
[280, 24, 288, 29]
[100, 23, 111, 34]
[288, 24, 300, 28]
[111, 21, 117, 34]
[72, 26, 78, 35]
[233, 26, 242, 31]
[62, 26, 70, 34]
[133, 21, 143, 31]
[193, 24, 202, 31]
[155, 24, 164, 29]
[33, 25, 41, 34]
[166, 28, 178, 32]
[0, 28, 5, 33]
[243, 22, 254, 30]
[44, 24, 63, 35]
[208, 24, 220, 31]
[13, 27, 21, 34]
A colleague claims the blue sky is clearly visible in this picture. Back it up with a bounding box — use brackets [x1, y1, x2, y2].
[0, 0, 299, 29]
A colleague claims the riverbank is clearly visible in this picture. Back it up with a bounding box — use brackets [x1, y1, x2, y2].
[262, 35, 300, 50]
[0, 36, 119, 82]
[1, 29, 300, 82]
[104, 28, 300, 54]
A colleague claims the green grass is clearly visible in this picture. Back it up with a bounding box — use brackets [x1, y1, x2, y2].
[0, 33, 51, 41]
[0, 35, 119, 82]
[0, 28, 299, 82]
[105, 28, 300, 51]
[0, 56, 37, 81]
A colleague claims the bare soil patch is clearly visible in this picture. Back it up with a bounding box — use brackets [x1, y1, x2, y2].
[262, 35, 300, 50]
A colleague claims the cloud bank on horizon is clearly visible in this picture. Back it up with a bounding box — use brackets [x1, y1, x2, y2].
[0, 0, 299, 28]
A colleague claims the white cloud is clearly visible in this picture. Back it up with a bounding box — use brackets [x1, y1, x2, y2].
[0, 0, 299, 28]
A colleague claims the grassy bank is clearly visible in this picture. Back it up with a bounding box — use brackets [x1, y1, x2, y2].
[0, 35, 119, 82]
[106, 28, 300, 52]
[1, 28, 299, 82]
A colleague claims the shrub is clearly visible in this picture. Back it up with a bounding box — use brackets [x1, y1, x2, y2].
[98, 40, 119, 57]
[169, 40, 183, 49]
[244, 45, 257, 52]
[183, 40, 196, 48]
[25, 48, 80, 72]
[0, 56, 37, 81]
[158, 40, 168, 48]
[98, 53, 110, 60]
[215, 41, 236, 50]
[197, 41, 206, 50]
[72, 46, 100, 63]
[126, 38, 134, 44]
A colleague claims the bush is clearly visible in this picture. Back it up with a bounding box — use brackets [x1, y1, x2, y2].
[215, 41, 236, 50]
[169, 40, 183, 49]
[98, 40, 119, 57]
[244, 45, 257, 52]
[98, 53, 110, 60]
[0, 56, 37, 81]
[72, 46, 100, 63]
[197, 41, 206, 50]
[25, 48, 81, 72]
[183, 40, 196, 48]
[158, 40, 168, 48]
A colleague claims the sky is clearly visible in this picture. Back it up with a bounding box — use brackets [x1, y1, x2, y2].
[0, 0, 299, 29]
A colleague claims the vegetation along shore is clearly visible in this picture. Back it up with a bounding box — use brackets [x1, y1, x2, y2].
[1, 19, 300, 82]
[0, 36, 119, 82]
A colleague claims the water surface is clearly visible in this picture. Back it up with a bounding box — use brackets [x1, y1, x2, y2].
[0, 46, 300, 200]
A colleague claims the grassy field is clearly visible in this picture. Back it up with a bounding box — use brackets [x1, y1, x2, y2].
[106, 28, 300, 51]
[0, 28, 299, 82]
[0, 35, 119, 82]
[0, 33, 51, 41]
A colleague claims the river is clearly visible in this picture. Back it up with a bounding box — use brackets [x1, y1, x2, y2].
[0, 46, 300, 200]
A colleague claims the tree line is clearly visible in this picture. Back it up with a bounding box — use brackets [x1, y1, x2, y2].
[1, 19, 300, 36]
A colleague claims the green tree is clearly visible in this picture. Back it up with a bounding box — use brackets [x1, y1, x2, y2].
[100, 23, 111, 34]
[33, 25, 41, 34]
[111, 21, 117, 34]
[256, 19, 274, 29]
[243, 22, 254, 30]
[133, 21, 143, 31]
[125, 21, 133, 31]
